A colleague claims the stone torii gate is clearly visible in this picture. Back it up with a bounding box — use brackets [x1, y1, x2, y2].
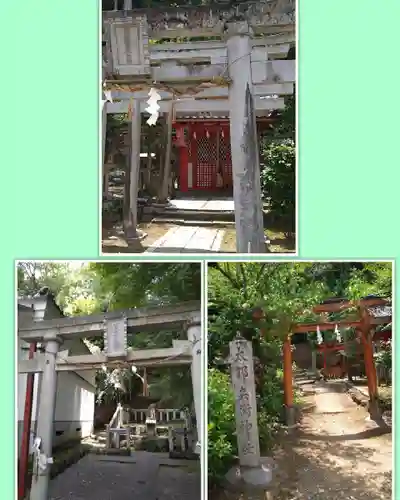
[102, 0, 296, 252]
[18, 301, 202, 500]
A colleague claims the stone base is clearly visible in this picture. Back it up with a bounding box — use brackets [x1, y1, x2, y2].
[368, 397, 382, 422]
[285, 405, 296, 429]
[169, 449, 199, 460]
[225, 459, 274, 495]
[125, 228, 147, 242]
[152, 202, 170, 208]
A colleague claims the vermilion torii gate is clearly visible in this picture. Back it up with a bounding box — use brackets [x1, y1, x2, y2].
[253, 297, 391, 426]
[18, 301, 202, 500]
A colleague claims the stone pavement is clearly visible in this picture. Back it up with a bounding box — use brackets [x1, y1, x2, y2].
[145, 225, 224, 253]
[49, 452, 200, 500]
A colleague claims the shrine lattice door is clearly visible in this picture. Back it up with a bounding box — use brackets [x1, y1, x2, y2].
[188, 123, 232, 191]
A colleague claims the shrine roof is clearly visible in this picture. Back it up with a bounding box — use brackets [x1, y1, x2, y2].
[368, 305, 392, 319]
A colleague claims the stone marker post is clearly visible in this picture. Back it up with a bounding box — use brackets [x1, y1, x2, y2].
[226, 336, 273, 496]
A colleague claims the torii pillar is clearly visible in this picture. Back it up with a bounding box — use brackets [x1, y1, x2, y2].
[29, 334, 62, 500]
[186, 314, 202, 454]
[359, 308, 380, 421]
[123, 99, 146, 242]
[226, 21, 266, 253]
[283, 334, 295, 428]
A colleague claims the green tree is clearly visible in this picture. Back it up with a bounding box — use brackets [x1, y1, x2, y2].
[259, 90, 296, 231]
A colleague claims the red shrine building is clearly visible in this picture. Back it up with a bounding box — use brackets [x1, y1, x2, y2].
[172, 117, 274, 192]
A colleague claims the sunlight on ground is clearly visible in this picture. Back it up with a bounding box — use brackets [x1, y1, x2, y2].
[102, 222, 296, 254]
[102, 223, 172, 253]
[220, 228, 296, 253]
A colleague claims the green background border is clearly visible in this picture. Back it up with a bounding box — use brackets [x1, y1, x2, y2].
[2, 0, 398, 497]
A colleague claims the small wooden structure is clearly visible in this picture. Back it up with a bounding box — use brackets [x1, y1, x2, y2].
[317, 341, 346, 379]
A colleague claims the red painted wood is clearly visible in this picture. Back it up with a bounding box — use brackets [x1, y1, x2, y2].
[185, 121, 233, 190]
[180, 146, 189, 192]
[18, 343, 37, 500]
[283, 336, 293, 407]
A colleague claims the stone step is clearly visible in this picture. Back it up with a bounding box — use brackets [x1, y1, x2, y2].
[149, 218, 235, 227]
[144, 207, 235, 222]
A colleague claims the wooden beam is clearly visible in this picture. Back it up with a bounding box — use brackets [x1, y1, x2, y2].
[293, 320, 362, 333]
[313, 297, 388, 313]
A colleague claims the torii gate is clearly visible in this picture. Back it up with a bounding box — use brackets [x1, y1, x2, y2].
[18, 301, 202, 500]
[253, 297, 391, 426]
[102, 0, 296, 252]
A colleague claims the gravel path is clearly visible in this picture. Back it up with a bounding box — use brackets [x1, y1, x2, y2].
[49, 452, 200, 500]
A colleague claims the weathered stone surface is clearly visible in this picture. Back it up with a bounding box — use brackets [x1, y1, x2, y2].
[229, 337, 261, 467]
[103, 1, 295, 39]
[225, 460, 274, 492]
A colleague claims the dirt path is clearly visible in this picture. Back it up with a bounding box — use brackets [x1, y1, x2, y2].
[273, 379, 392, 499]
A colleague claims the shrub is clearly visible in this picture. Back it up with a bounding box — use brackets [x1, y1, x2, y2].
[208, 369, 236, 485]
[260, 139, 295, 232]
[208, 363, 289, 486]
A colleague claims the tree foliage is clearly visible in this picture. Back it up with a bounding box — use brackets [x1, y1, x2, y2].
[260, 139, 295, 230]
[259, 91, 296, 231]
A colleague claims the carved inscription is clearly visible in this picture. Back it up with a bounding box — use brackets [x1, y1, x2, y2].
[229, 337, 260, 467]
[104, 317, 128, 358]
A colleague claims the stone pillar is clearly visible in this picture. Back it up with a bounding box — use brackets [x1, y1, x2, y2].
[226, 22, 265, 253]
[123, 0, 132, 9]
[124, 99, 146, 241]
[226, 336, 273, 494]
[29, 334, 62, 500]
[102, 103, 108, 196]
[186, 314, 202, 454]
[158, 104, 174, 203]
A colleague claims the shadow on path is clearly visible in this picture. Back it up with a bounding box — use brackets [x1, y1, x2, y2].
[271, 379, 392, 499]
[49, 452, 200, 500]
